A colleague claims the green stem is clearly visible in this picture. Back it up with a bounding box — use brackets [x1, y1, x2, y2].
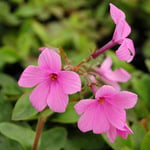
[32, 117, 47, 150]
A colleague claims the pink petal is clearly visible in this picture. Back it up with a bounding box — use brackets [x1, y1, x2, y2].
[107, 125, 117, 143]
[100, 76, 121, 91]
[77, 103, 96, 132]
[110, 3, 125, 24]
[47, 82, 68, 113]
[30, 81, 50, 111]
[110, 91, 137, 109]
[74, 99, 94, 115]
[58, 71, 81, 94]
[108, 68, 131, 82]
[117, 124, 133, 139]
[38, 48, 61, 72]
[116, 38, 135, 62]
[18, 65, 48, 88]
[113, 20, 131, 43]
[100, 56, 112, 71]
[105, 103, 126, 130]
[93, 104, 110, 134]
[95, 85, 118, 99]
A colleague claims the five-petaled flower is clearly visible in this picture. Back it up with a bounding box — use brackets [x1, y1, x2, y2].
[18, 47, 81, 113]
[74, 85, 137, 142]
[96, 56, 131, 90]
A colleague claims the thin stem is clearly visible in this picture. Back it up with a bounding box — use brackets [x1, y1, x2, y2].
[76, 55, 92, 68]
[92, 40, 116, 58]
[32, 117, 47, 150]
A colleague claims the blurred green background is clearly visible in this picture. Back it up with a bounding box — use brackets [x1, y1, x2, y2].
[0, 0, 150, 150]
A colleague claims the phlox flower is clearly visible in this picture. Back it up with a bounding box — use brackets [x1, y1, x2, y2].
[96, 56, 131, 90]
[18, 48, 81, 113]
[107, 124, 133, 143]
[92, 3, 135, 62]
[74, 85, 137, 142]
[110, 3, 135, 62]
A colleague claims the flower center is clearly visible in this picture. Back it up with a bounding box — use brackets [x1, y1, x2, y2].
[50, 73, 58, 81]
[98, 97, 105, 104]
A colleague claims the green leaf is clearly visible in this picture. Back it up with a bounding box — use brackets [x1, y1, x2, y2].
[32, 21, 49, 43]
[39, 127, 67, 150]
[143, 38, 150, 58]
[145, 59, 150, 72]
[0, 122, 35, 150]
[0, 1, 19, 25]
[141, 1, 150, 13]
[131, 122, 146, 150]
[12, 92, 38, 121]
[132, 73, 150, 109]
[64, 129, 105, 150]
[141, 131, 150, 150]
[95, 1, 108, 22]
[15, 4, 40, 17]
[121, 147, 133, 150]
[0, 73, 22, 99]
[0, 134, 23, 150]
[0, 46, 20, 68]
[52, 102, 79, 123]
[17, 33, 34, 58]
[73, 33, 95, 51]
[102, 133, 132, 150]
[0, 94, 12, 122]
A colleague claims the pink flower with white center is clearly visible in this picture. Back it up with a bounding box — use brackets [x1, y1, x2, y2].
[96, 56, 131, 90]
[18, 48, 81, 113]
[74, 85, 137, 136]
[107, 124, 133, 143]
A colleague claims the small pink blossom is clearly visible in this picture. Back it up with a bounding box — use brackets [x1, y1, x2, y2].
[96, 56, 131, 90]
[110, 3, 135, 62]
[18, 47, 81, 113]
[107, 124, 133, 143]
[74, 85, 137, 141]
[92, 3, 135, 62]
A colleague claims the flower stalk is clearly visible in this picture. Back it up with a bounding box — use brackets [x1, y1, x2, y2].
[92, 40, 116, 58]
[32, 116, 47, 150]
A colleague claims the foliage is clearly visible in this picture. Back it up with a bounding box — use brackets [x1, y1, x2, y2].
[0, 0, 150, 149]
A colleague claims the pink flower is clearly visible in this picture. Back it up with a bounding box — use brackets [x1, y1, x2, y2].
[74, 85, 137, 141]
[110, 3, 135, 62]
[107, 124, 133, 143]
[96, 56, 131, 90]
[18, 48, 81, 113]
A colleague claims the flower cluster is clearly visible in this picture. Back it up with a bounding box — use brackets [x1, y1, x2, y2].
[18, 3, 137, 143]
